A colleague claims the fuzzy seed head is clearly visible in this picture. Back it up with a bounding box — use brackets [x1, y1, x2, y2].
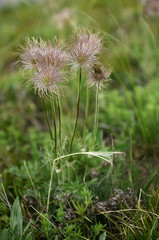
[68, 28, 102, 71]
[38, 40, 69, 69]
[19, 37, 47, 71]
[32, 61, 67, 97]
[19, 37, 69, 97]
[20, 37, 69, 72]
[87, 63, 112, 90]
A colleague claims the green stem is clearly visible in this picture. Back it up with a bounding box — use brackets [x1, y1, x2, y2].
[83, 85, 89, 139]
[57, 172, 61, 185]
[42, 98, 53, 141]
[110, 134, 115, 196]
[93, 83, 99, 143]
[50, 97, 57, 158]
[62, 164, 66, 183]
[57, 95, 62, 147]
[68, 162, 72, 180]
[70, 68, 82, 151]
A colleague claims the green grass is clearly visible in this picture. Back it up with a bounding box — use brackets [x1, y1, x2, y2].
[0, 0, 159, 239]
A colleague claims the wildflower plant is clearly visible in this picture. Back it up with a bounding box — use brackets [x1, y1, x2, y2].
[19, 37, 70, 166]
[87, 63, 112, 143]
[19, 28, 113, 184]
[68, 28, 103, 150]
[2, 2, 159, 238]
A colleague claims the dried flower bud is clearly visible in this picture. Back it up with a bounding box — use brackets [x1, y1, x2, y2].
[87, 63, 112, 90]
[68, 28, 102, 71]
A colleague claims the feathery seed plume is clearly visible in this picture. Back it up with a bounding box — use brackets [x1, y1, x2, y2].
[87, 63, 112, 91]
[37, 40, 69, 69]
[19, 37, 47, 71]
[32, 61, 66, 97]
[68, 28, 102, 71]
[19, 37, 69, 96]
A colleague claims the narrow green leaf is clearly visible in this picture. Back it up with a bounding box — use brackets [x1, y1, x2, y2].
[10, 197, 23, 238]
[0, 229, 11, 240]
[25, 232, 33, 240]
[22, 220, 32, 237]
[144, 169, 158, 192]
[148, 218, 158, 240]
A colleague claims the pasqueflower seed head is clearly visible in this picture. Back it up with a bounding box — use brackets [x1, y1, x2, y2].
[32, 61, 67, 97]
[19, 37, 69, 97]
[87, 63, 112, 91]
[38, 40, 69, 69]
[19, 37, 69, 72]
[19, 37, 47, 71]
[68, 28, 102, 71]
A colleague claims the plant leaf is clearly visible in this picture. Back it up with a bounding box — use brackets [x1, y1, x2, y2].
[25, 232, 33, 240]
[99, 232, 106, 240]
[0, 229, 11, 240]
[22, 220, 32, 237]
[10, 197, 23, 239]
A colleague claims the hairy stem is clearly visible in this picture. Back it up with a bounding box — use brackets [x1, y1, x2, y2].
[42, 97, 53, 141]
[57, 95, 62, 147]
[83, 85, 89, 139]
[93, 83, 99, 143]
[70, 68, 82, 151]
[50, 97, 57, 158]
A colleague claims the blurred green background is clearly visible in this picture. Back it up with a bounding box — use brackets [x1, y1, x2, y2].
[1, 0, 159, 238]
[0, 0, 159, 190]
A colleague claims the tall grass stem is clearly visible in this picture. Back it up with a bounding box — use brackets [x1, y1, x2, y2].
[24, 161, 37, 195]
[47, 159, 55, 212]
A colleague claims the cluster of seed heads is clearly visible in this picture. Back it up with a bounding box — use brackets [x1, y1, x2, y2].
[19, 28, 112, 97]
